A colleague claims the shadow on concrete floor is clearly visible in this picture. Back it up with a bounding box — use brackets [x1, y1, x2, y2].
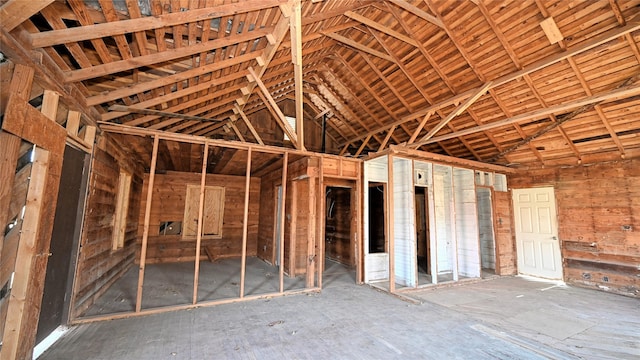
[42, 271, 638, 360]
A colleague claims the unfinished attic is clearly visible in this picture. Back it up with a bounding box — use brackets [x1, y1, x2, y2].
[0, 0, 639, 358]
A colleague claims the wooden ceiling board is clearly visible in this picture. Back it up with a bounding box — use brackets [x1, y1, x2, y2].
[3, 0, 638, 167]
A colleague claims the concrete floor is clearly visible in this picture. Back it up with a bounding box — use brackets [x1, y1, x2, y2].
[84, 257, 310, 316]
[41, 262, 639, 360]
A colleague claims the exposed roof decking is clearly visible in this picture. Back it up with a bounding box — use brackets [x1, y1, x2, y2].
[1, 0, 639, 167]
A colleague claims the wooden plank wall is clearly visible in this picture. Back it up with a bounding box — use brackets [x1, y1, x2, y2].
[293, 179, 310, 275]
[70, 134, 144, 318]
[257, 157, 315, 275]
[509, 160, 639, 297]
[137, 171, 261, 263]
[492, 190, 516, 276]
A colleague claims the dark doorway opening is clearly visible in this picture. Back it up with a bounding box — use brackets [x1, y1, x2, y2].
[368, 183, 385, 254]
[36, 145, 88, 344]
[325, 187, 352, 266]
[415, 187, 430, 276]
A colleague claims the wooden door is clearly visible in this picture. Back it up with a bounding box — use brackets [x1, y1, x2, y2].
[512, 187, 563, 279]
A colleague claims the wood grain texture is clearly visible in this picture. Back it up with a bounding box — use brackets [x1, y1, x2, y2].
[137, 171, 261, 264]
[70, 134, 143, 319]
[509, 159, 640, 296]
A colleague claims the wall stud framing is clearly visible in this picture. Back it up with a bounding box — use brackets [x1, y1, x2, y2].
[239, 148, 253, 298]
[135, 135, 159, 312]
[192, 142, 209, 304]
[387, 153, 395, 293]
[279, 152, 289, 293]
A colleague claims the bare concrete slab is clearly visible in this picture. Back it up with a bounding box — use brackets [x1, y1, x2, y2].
[41, 269, 638, 360]
[412, 276, 640, 359]
[83, 257, 308, 317]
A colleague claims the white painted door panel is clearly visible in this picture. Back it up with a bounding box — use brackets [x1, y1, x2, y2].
[393, 158, 416, 287]
[513, 187, 563, 279]
[365, 253, 389, 282]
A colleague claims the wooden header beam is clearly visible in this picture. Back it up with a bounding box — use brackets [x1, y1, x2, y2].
[107, 105, 224, 123]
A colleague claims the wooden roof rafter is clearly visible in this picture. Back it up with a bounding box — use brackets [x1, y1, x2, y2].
[328, 54, 403, 148]
[533, 1, 627, 160]
[365, 20, 480, 159]
[414, 80, 640, 148]
[343, 16, 640, 150]
[383, 2, 501, 159]
[304, 81, 366, 146]
[315, 63, 396, 144]
[309, 72, 384, 148]
[218, 7, 291, 141]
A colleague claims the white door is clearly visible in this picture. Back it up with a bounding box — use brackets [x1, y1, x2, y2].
[512, 187, 563, 279]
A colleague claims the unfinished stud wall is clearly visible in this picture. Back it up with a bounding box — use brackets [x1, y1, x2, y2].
[137, 171, 260, 264]
[257, 157, 317, 275]
[509, 160, 639, 297]
[71, 134, 143, 318]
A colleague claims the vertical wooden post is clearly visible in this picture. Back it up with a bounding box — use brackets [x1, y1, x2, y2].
[0, 132, 21, 256]
[451, 170, 459, 282]
[40, 90, 59, 120]
[239, 147, 252, 298]
[66, 111, 81, 136]
[136, 135, 159, 312]
[290, 0, 305, 151]
[192, 142, 209, 304]
[355, 161, 363, 284]
[306, 165, 316, 288]
[317, 157, 325, 288]
[289, 181, 297, 277]
[279, 152, 288, 293]
[1, 148, 49, 360]
[387, 154, 395, 293]
[428, 180, 438, 284]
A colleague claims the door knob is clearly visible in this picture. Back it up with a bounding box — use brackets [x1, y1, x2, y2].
[552, 236, 557, 240]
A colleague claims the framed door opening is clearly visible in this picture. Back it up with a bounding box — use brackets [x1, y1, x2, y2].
[415, 186, 432, 285]
[368, 183, 386, 254]
[36, 145, 89, 345]
[322, 184, 356, 286]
